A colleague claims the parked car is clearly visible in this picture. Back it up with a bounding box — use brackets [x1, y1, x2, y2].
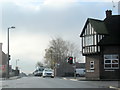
[33, 67, 44, 76]
[76, 68, 85, 77]
[42, 68, 54, 78]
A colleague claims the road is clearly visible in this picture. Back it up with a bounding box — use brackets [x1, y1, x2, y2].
[1, 77, 119, 88]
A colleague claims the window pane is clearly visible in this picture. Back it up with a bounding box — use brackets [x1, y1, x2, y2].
[91, 65, 94, 68]
[104, 55, 111, 59]
[112, 60, 118, 63]
[95, 46, 97, 52]
[90, 61, 94, 64]
[105, 60, 111, 63]
[112, 64, 119, 68]
[98, 46, 100, 52]
[105, 64, 111, 68]
[112, 55, 119, 59]
[91, 46, 94, 52]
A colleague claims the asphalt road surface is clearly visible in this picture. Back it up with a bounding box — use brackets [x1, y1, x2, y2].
[1, 77, 119, 88]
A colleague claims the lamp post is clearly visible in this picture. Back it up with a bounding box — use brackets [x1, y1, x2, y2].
[6, 26, 15, 79]
[16, 59, 19, 68]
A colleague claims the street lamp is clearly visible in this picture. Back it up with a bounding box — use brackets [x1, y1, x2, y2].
[6, 26, 15, 79]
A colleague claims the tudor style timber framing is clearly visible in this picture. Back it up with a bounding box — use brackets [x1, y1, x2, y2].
[80, 10, 120, 80]
[80, 18, 108, 55]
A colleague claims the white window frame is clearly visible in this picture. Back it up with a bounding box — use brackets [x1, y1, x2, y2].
[104, 54, 119, 69]
[90, 61, 94, 69]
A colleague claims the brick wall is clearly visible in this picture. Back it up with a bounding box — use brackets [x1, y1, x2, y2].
[100, 45, 120, 79]
[85, 55, 100, 80]
[55, 62, 74, 77]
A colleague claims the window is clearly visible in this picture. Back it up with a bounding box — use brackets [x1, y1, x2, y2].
[104, 54, 119, 69]
[90, 61, 94, 69]
[85, 36, 93, 46]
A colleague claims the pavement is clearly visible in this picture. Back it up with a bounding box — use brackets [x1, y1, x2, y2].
[62, 77, 120, 90]
[0, 76, 21, 80]
[8, 76, 21, 80]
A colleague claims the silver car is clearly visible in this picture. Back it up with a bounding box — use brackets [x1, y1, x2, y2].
[42, 68, 54, 78]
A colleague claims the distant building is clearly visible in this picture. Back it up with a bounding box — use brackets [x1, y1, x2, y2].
[54, 61, 85, 77]
[80, 10, 120, 80]
[0, 43, 19, 77]
[0, 43, 7, 78]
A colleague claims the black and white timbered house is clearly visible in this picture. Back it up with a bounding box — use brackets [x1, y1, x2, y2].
[80, 10, 120, 80]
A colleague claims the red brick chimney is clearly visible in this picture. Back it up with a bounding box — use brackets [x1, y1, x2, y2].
[106, 10, 112, 17]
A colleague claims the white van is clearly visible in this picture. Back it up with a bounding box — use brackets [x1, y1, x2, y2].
[76, 68, 85, 77]
[33, 67, 44, 76]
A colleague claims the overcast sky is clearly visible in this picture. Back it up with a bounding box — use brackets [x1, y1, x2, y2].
[0, 0, 119, 74]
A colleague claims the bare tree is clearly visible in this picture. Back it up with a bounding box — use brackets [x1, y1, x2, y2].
[67, 41, 79, 58]
[35, 61, 43, 68]
[44, 37, 79, 68]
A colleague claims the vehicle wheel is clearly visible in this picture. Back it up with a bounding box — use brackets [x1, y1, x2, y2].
[51, 76, 54, 78]
[76, 74, 80, 77]
[43, 76, 45, 78]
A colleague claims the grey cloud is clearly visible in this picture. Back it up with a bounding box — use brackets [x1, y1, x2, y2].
[2, 1, 115, 74]
[2, 2, 112, 34]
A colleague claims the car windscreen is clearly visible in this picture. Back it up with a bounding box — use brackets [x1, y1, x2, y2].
[45, 69, 52, 72]
[38, 68, 44, 71]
